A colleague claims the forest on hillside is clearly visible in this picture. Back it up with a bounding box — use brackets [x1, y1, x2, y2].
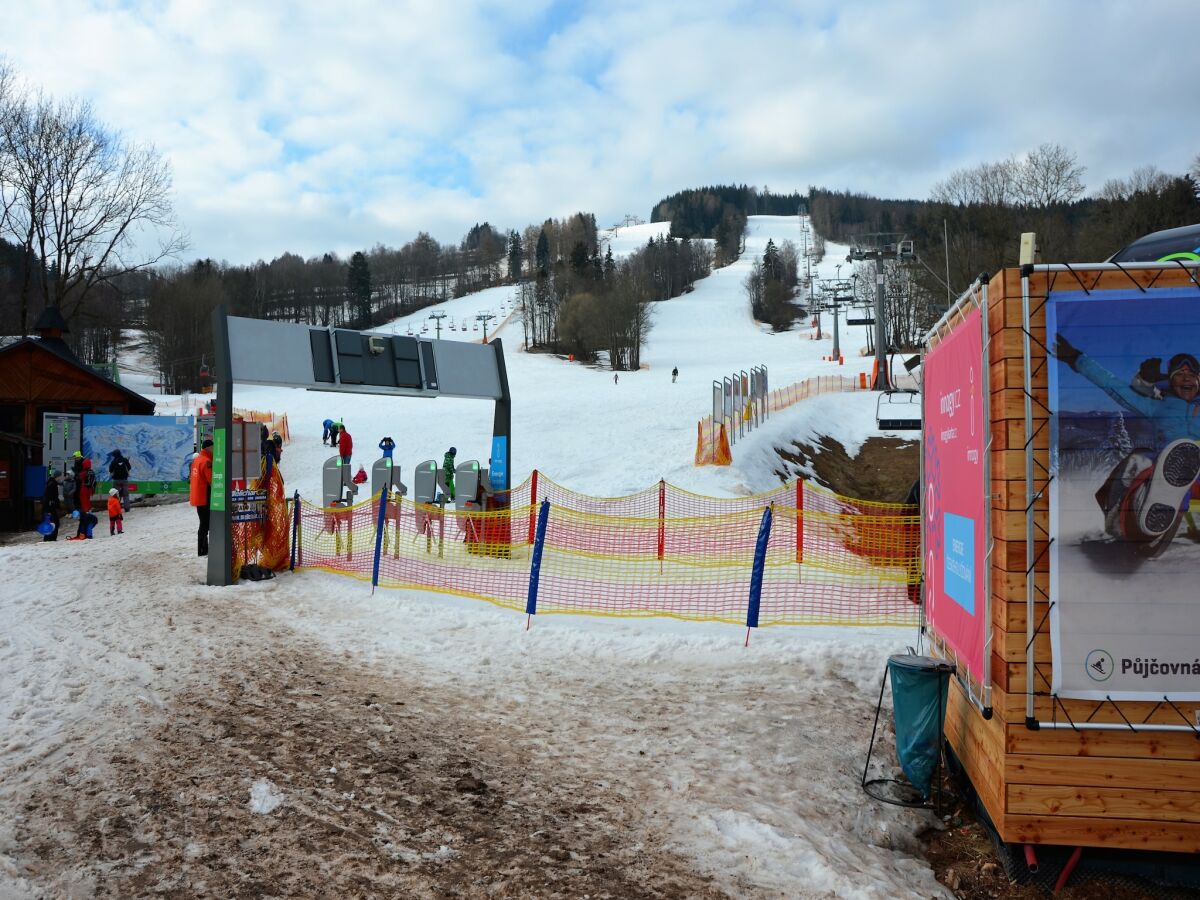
[3, 51, 1198, 387]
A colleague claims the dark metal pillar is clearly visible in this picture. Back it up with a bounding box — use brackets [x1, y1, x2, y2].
[207, 305, 235, 586]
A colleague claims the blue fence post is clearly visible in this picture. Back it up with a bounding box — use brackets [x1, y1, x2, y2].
[525, 500, 551, 628]
[371, 490, 389, 594]
[745, 505, 773, 645]
[289, 490, 301, 571]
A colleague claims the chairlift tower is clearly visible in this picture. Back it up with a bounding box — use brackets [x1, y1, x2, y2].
[846, 234, 915, 389]
[475, 312, 496, 343]
[428, 311, 447, 340]
[820, 278, 854, 361]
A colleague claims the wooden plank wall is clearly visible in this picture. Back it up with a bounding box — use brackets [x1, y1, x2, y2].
[942, 266, 1200, 853]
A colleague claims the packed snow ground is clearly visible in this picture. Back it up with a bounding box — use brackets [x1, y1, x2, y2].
[0, 217, 943, 898]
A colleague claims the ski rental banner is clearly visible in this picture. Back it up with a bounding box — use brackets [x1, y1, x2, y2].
[923, 306, 987, 683]
[82, 414, 196, 494]
[1049, 289, 1200, 700]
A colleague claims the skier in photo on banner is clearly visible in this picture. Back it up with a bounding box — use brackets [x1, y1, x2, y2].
[1054, 335, 1200, 554]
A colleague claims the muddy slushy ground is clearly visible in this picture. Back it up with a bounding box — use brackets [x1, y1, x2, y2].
[13, 648, 725, 899]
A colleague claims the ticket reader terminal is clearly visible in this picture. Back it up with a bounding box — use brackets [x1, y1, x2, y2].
[371, 457, 408, 500]
[322, 455, 358, 507]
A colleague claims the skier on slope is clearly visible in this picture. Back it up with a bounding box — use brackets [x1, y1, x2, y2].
[1055, 336, 1200, 553]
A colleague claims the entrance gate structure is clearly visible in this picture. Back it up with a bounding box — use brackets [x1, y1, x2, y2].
[207, 306, 511, 587]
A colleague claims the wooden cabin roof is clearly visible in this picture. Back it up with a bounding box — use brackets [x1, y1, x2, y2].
[0, 338, 155, 415]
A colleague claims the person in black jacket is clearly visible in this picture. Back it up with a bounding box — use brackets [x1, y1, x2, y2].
[70, 450, 84, 512]
[109, 449, 132, 512]
[42, 471, 62, 541]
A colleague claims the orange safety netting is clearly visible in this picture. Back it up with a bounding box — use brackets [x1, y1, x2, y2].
[234, 408, 292, 443]
[290, 473, 920, 627]
[230, 465, 291, 580]
[696, 374, 865, 465]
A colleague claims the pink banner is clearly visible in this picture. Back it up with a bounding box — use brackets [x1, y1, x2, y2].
[923, 307, 986, 683]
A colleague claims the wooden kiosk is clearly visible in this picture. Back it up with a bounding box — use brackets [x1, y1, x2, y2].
[924, 263, 1200, 855]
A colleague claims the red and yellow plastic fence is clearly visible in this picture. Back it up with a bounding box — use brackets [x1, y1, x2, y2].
[287, 473, 920, 628]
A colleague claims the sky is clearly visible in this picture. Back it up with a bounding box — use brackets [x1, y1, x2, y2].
[4, 0, 1199, 265]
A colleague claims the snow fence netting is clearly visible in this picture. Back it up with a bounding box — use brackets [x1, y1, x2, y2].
[289, 474, 920, 627]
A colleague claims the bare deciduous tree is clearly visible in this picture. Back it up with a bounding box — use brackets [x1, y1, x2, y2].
[0, 79, 186, 338]
[1013, 142, 1086, 207]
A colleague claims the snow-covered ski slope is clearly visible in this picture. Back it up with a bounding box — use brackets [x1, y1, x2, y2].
[230, 216, 910, 501]
[0, 218, 941, 899]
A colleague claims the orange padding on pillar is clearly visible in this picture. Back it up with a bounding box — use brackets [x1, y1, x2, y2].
[714, 424, 732, 466]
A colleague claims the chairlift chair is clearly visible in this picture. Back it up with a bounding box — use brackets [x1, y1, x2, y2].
[876, 389, 922, 431]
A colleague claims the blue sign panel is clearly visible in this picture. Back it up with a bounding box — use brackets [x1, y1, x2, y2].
[490, 435, 509, 491]
[942, 512, 976, 614]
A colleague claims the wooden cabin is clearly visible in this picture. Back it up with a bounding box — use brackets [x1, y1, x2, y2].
[0, 307, 154, 531]
[928, 265, 1200, 855]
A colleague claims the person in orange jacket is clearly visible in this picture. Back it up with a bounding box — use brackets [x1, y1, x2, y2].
[190, 439, 214, 556]
[107, 488, 124, 535]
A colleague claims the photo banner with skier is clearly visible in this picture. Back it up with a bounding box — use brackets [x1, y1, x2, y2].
[1049, 289, 1200, 700]
[923, 307, 987, 683]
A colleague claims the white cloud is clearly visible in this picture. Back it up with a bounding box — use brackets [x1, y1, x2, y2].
[4, 0, 1197, 264]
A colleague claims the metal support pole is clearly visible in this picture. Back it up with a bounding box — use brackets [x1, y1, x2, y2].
[1021, 272, 1037, 728]
[207, 305, 234, 586]
[831, 300, 841, 360]
[872, 258, 887, 389]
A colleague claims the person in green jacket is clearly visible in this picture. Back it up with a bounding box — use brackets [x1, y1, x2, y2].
[443, 447, 457, 501]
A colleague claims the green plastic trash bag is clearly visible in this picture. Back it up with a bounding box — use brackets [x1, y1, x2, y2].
[888, 654, 954, 799]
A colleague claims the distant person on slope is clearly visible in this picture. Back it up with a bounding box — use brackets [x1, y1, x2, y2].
[322, 418, 334, 445]
[328, 421, 339, 450]
[672, 366, 679, 383]
[338, 423, 353, 465]
[190, 439, 214, 557]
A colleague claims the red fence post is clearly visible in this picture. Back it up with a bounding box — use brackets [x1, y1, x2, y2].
[795, 478, 804, 565]
[528, 468, 539, 544]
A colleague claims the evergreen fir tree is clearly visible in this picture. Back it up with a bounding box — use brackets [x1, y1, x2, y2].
[347, 251, 372, 323]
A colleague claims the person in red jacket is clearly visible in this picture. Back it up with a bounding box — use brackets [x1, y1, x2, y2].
[75, 458, 97, 538]
[337, 422, 353, 465]
[190, 439, 214, 556]
[107, 488, 124, 535]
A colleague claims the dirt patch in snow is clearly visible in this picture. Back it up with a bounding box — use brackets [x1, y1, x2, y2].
[14, 650, 724, 899]
[776, 436, 919, 502]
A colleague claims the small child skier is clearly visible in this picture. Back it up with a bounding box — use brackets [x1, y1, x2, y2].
[107, 487, 124, 535]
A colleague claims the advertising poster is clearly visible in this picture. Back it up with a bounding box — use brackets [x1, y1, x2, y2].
[1049, 289, 1200, 700]
[923, 307, 987, 683]
[82, 414, 195, 493]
